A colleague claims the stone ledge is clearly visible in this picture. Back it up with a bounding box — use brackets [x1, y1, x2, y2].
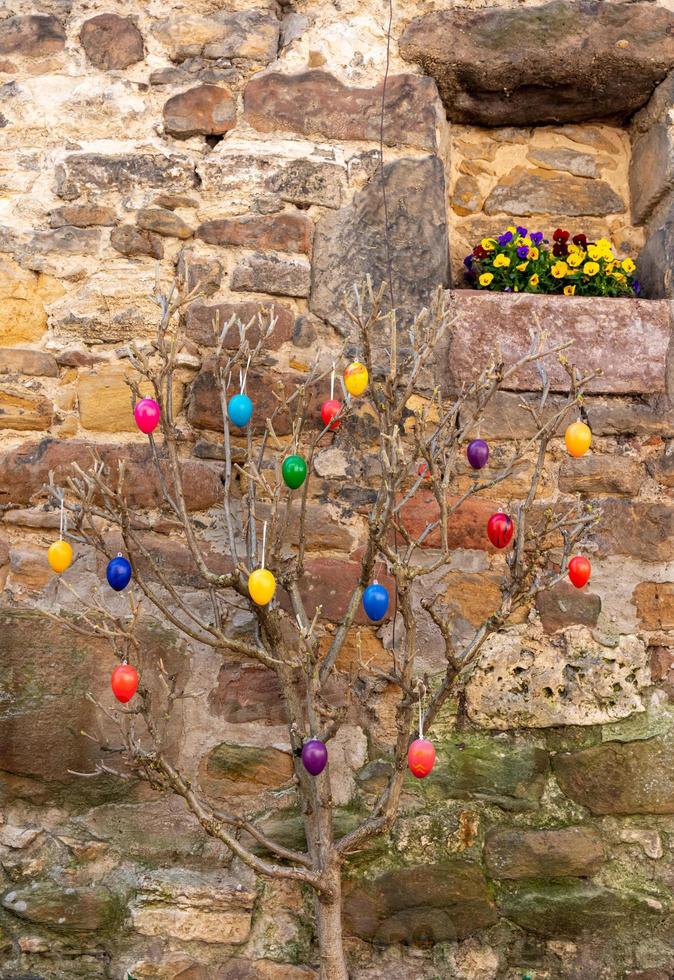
[442, 290, 672, 395]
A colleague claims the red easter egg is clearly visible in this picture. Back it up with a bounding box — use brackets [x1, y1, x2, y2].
[487, 512, 514, 549]
[568, 555, 591, 588]
[321, 399, 342, 430]
[407, 738, 436, 779]
[111, 664, 139, 703]
[418, 461, 429, 479]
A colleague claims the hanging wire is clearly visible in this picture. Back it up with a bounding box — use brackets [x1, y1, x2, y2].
[330, 361, 335, 400]
[59, 494, 66, 542]
[261, 520, 267, 569]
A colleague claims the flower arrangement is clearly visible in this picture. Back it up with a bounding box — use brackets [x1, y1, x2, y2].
[464, 226, 640, 297]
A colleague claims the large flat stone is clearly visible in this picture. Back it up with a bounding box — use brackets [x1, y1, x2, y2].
[243, 71, 443, 150]
[594, 500, 674, 561]
[2, 881, 119, 933]
[343, 862, 497, 945]
[311, 156, 449, 333]
[400, 1, 674, 126]
[554, 737, 674, 814]
[466, 628, 649, 730]
[442, 292, 671, 395]
[483, 168, 625, 217]
[154, 9, 279, 64]
[55, 153, 197, 201]
[485, 826, 604, 879]
[0, 14, 65, 59]
[630, 124, 674, 225]
[638, 199, 674, 297]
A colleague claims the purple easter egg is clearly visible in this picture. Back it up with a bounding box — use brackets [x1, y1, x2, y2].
[466, 439, 489, 470]
[301, 739, 328, 776]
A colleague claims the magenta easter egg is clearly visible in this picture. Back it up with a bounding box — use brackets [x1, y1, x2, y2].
[134, 398, 161, 435]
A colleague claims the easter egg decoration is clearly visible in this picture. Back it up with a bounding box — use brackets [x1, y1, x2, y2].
[228, 393, 253, 429]
[111, 663, 139, 703]
[487, 513, 514, 549]
[565, 420, 592, 458]
[48, 497, 73, 573]
[407, 738, 436, 779]
[106, 554, 132, 592]
[321, 399, 342, 430]
[362, 581, 389, 622]
[568, 555, 591, 589]
[282, 454, 307, 490]
[343, 361, 368, 397]
[418, 461, 430, 479]
[248, 521, 276, 606]
[134, 397, 160, 435]
[466, 438, 489, 470]
[301, 739, 328, 776]
[48, 539, 73, 574]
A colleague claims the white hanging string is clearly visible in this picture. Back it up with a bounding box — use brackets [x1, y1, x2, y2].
[242, 354, 251, 394]
[261, 520, 267, 569]
[418, 687, 424, 740]
[330, 362, 335, 400]
[59, 496, 66, 541]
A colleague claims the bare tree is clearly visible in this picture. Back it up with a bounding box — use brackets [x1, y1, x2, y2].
[49, 277, 598, 980]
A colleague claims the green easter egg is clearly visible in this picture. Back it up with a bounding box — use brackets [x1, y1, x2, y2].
[282, 454, 307, 490]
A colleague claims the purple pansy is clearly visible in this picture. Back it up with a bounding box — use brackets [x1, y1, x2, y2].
[516, 226, 528, 237]
[463, 254, 474, 269]
[530, 232, 543, 245]
[516, 245, 529, 259]
[632, 279, 641, 296]
[497, 231, 513, 246]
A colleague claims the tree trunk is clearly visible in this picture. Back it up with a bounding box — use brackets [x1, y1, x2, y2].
[315, 870, 349, 980]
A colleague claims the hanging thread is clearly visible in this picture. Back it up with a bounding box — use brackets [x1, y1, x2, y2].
[59, 495, 66, 542]
[261, 520, 267, 569]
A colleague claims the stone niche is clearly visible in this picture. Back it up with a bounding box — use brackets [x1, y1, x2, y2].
[399, 0, 674, 295]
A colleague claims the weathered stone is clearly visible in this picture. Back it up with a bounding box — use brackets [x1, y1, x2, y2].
[154, 9, 279, 64]
[400, 1, 674, 125]
[595, 500, 674, 561]
[209, 663, 286, 726]
[630, 124, 674, 225]
[49, 204, 117, 228]
[637, 203, 674, 297]
[178, 255, 223, 297]
[55, 153, 197, 201]
[77, 366, 183, 433]
[633, 582, 674, 630]
[0, 349, 57, 377]
[443, 292, 671, 395]
[535, 582, 601, 634]
[497, 880, 661, 938]
[184, 301, 294, 349]
[164, 85, 236, 139]
[110, 224, 164, 259]
[484, 168, 624, 217]
[265, 159, 343, 209]
[217, 962, 315, 980]
[131, 870, 254, 944]
[558, 455, 643, 496]
[28, 226, 102, 257]
[0, 386, 52, 431]
[0, 15, 65, 59]
[199, 742, 293, 800]
[485, 827, 604, 879]
[79, 14, 144, 71]
[2, 881, 118, 933]
[527, 147, 599, 178]
[651, 451, 674, 488]
[127, 953, 208, 980]
[311, 156, 449, 333]
[451, 175, 483, 216]
[466, 628, 649, 730]
[231, 253, 311, 297]
[197, 213, 313, 254]
[343, 862, 497, 944]
[8, 544, 53, 592]
[0, 439, 222, 511]
[0, 259, 63, 346]
[400, 491, 495, 551]
[299, 558, 394, 624]
[137, 208, 193, 240]
[554, 737, 674, 814]
[244, 71, 443, 150]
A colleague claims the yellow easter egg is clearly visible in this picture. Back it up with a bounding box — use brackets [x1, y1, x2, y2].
[343, 361, 368, 397]
[565, 421, 592, 458]
[48, 539, 73, 573]
[248, 568, 276, 605]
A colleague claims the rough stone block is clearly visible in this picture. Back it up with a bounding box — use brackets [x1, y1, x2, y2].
[79, 14, 144, 70]
[110, 224, 163, 258]
[0, 386, 52, 431]
[163, 85, 236, 139]
[199, 742, 293, 801]
[0, 15, 65, 59]
[535, 582, 602, 634]
[0, 349, 57, 377]
[184, 300, 294, 349]
[0, 259, 63, 346]
[630, 123, 674, 225]
[137, 207, 193, 240]
[154, 9, 279, 64]
[76, 367, 183, 432]
[485, 826, 604, 879]
[197, 213, 313, 254]
[2, 881, 118, 933]
[633, 582, 674, 630]
[231, 253, 311, 297]
[558, 455, 643, 496]
[594, 500, 674, 561]
[55, 153, 197, 201]
[484, 168, 625, 217]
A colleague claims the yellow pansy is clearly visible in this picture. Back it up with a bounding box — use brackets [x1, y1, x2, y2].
[493, 253, 511, 268]
[612, 271, 626, 283]
[479, 272, 494, 286]
[596, 238, 612, 251]
[529, 274, 539, 287]
[516, 261, 529, 272]
[605, 262, 615, 274]
[567, 243, 579, 255]
[481, 238, 497, 252]
[622, 257, 636, 274]
[507, 226, 517, 234]
[583, 261, 600, 276]
[529, 247, 539, 260]
[564, 285, 576, 295]
[567, 253, 583, 267]
[587, 244, 602, 261]
[551, 261, 569, 278]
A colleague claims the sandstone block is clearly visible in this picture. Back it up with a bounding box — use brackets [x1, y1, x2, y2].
[637, 205, 674, 297]
[554, 737, 674, 813]
[633, 582, 674, 630]
[399, 491, 495, 551]
[56, 153, 197, 201]
[2, 881, 118, 933]
[154, 9, 279, 64]
[485, 826, 604, 879]
[197, 213, 313, 254]
[595, 500, 674, 561]
[244, 71, 443, 150]
[400, 1, 674, 125]
[231, 253, 311, 297]
[630, 123, 674, 225]
[443, 292, 671, 395]
[311, 156, 449, 333]
[558, 455, 643, 496]
[0, 386, 52, 431]
[178, 255, 223, 296]
[0, 15, 65, 59]
[0, 259, 63, 346]
[49, 204, 117, 228]
[137, 207, 193, 239]
[527, 147, 599, 178]
[199, 742, 293, 801]
[80, 14, 144, 70]
[0, 349, 57, 377]
[536, 582, 601, 634]
[184, 300, 294, 349]
[484, 167, 624, 217]
[265, 158, 343, 209]
[110, 224, 164, 259]
[651, 451, 674, 488]
[77, 367, 183, 432]
[164, 85, 236, 138]
[209, 663, 286, 726]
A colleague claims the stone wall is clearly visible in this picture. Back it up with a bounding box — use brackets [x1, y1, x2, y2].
[1, 1, 674, 978]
